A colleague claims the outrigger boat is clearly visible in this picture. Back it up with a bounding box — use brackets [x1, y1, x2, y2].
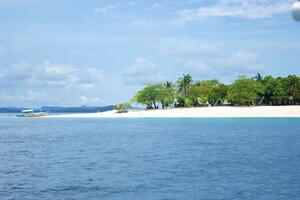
[17, 109, 47, 118]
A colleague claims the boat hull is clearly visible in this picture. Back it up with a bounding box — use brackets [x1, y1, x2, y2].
[17, 113, 47, 118]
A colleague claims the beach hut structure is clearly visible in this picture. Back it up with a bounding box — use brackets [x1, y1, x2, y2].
[173, 98, 178, 107]
[205, 101, 210, 107]
[258, 96, 268, 106]
[223, 100, 231, 106]
[289, 96, 294, 105]
[214, 98, 224, 106]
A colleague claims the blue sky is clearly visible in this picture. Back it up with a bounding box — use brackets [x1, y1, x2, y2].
[0, 0, 299, 107]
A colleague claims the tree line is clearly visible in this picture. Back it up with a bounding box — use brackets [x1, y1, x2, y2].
[130, 74, 300, 109]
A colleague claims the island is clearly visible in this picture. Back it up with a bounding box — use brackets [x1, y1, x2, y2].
[48, 74, 300, 118]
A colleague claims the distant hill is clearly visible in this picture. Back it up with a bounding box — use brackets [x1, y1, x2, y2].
[41, 106, 114, 113]
[0, 106, 114, 113]
[0, 107, 25, 113]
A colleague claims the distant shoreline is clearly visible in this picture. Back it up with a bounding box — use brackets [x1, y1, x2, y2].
[47, 106, 300, 118]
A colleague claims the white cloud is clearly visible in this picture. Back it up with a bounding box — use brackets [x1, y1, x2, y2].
[174, 50, 263, 77]
[0, 61, 33, 87]
[0, 61, 106, 106]
[126, 57, 157, 76]
[18, 91, 48, 101]
[0, 91, 48, 104]
[124, 57, 166, 85]
[94, 5, 116, 13]
[222, 51, 263, 73]
[178, 0, 292, 22]
[79, 96, 101, 105]
[179, 60, 211, 75]
[0, 61, 104, 89]
[76, 68, 104, 88]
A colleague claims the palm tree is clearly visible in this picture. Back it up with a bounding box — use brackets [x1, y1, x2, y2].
[177, 74, 193, 97]
[254, 73, 263, 82]
[286, 75, 299, 97]
[161, 81, 175, 108]
[165, 81, 173, 88]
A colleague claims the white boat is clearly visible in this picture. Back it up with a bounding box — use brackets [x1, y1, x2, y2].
[17, 109, 47, 118]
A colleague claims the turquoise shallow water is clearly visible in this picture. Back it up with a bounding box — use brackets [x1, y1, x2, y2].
[0, 116, 300, 199]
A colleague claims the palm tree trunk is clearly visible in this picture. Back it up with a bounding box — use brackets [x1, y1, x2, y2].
[161, 100, 165, 109]
[152, 99, 157, 109]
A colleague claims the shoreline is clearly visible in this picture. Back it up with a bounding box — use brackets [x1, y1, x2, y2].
[46, 106, 300, 118]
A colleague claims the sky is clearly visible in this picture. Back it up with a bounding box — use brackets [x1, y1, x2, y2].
[0, 0, 299, 107]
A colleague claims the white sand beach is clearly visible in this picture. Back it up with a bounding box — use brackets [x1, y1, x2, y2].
[47, 106, 300, 118]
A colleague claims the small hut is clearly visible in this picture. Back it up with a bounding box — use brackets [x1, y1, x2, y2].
[258, 96, 268, 106]
[289, 96, 294, 105]
[205, 101, 211, 107]
[214, 98, 224, 106]
[223, 100, 231, 106]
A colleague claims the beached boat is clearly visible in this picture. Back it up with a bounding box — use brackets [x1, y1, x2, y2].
[17, 110, 47, 118]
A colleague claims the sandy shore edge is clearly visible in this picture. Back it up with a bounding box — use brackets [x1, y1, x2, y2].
[46, 106, 300, 118]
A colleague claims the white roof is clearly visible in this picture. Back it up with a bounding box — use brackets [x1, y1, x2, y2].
[22, 109, 34, 113]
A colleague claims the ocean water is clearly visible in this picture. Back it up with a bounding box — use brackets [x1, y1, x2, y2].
[0, 116, 299, 200]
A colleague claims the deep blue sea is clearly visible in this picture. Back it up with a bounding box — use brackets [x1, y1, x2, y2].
[0, 115, 299, 200]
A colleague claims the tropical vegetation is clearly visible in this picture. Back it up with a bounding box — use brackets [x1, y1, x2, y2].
[114, 102, 131, 113]
[131, 74, 300, 109]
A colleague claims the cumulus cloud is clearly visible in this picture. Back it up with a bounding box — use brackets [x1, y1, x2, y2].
[175, 50, 263, 77]
[124, 57, 166, 85]
[178, 60, 211, 75]
[79, 96, 101, 105]
[222, 51, 263, 73]
[178, 0, 292, 22]
[0, 91, 49, 105]
[0, 61, 33, 87]
[126, 57, 157, 76]
[0, 61, 104, 89]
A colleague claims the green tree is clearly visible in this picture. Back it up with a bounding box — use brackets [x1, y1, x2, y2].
[131, 74, 300, 108]
[177, 74, 193, 98]
[184, 98, 193, 107]
[282, 75, 300, 98]
[226, 77, 263, 106]
[271, 85, 287, 105]
[197, 96, 208, 105]
[189, 80, 227, 105]
[133, 83, 176, 109]
[133, 84, 162, 109]
[159, 82, 176, 108]
[262, 76, 287, 105]
[175, 97, 185, 107]
[253, 73, 263, 82]
[114, 102, 131, 113]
